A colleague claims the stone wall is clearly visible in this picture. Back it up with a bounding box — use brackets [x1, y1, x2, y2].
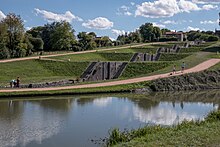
[81, 62, 127, 82]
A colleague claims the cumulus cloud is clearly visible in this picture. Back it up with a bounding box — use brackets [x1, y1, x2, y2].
[135, 0, 217, 18]
[200, 20, 218, 24]
[34, 8, 83, 23]
[131, 2, 135, 6]
[192, 0, 220, 4]
[117, 5, 133, 16]
[202, 4, 218, 10]
[187, 26, 200, 31]
[135, 0, 180, 18]
[112, 29, 126, 36]
[82, 17, 113, 30]
[0, 10, 6, 21]
[178, 0, 201, 12]
[153, 22, 166, 28]
[162, 20, 178, 24]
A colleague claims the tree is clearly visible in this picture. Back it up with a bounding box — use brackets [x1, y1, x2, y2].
[161, 28, 171, 35]
[1, 13, 25, 57]
[153, 27, 161, 41]
[49, 21, 75, 50]
[77, 32, 97, 50]
[139, 23, 154, 42]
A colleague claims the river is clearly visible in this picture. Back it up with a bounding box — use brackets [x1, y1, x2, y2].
[0, 90, 219, 147]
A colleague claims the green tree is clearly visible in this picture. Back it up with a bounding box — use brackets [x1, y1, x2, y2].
[77, 32, 97, 50]
[49, 21, 75, 50]
[1, 13, 25, 57]
[153, 27, 161, 41]
[139, 23, 154, 42]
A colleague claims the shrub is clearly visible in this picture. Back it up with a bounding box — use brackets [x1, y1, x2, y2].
[0, 44, 10, 59]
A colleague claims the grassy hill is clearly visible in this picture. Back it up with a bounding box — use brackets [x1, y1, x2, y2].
[0, 60, 89, 86]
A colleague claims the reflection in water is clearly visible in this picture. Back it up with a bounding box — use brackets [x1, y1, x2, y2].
[133, 102, 218, 125]
[93, 97, 113, 107]
[0, 90, 219, 147]
[0, 99, 74, 147]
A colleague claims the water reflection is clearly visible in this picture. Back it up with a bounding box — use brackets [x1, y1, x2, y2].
[0, 90, 219, 147]
[0, 99, 74, 147]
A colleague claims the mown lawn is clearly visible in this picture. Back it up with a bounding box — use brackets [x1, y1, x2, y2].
[121, 62, 171, 78]
[0, 60, 89, 86]
[47, 52, 133, 62]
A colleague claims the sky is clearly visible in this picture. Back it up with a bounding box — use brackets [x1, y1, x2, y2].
[1, 0, 220, 39]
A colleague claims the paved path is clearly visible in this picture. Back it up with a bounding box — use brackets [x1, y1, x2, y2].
[1, 59, 220, 93]
[0, 42, 167, 63]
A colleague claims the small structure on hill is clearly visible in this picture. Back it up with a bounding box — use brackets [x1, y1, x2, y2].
[80, 62, 127, 82]
[165, 31, 187, 42]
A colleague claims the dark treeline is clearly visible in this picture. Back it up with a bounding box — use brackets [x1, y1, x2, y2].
[0, 13, 219, 59]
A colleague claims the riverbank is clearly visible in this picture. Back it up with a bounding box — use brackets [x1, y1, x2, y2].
[107, 110, 220, 147]
[2, 69, 220, 97]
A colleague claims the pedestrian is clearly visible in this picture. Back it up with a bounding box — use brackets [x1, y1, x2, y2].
[16, 77, 20, 88]
[181, 62, 185, 73]
[173, 65, 176, 74]
[9, 79, 15, 88]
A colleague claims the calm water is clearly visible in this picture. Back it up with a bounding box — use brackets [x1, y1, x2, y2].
[0, 91, 220, 147]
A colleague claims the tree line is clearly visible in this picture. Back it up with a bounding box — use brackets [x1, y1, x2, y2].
[0, 13, 219, 59]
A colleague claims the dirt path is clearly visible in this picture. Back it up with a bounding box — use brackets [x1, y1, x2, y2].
[1, 59, 219, 93]
[0, 42, 167, 63]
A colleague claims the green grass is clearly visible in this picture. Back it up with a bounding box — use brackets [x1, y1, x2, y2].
[0, 81, 149, 97]
[159, 53, 191, 61]
[0, 59, 89, 86]
[107, 111, 220, 147]
[121, 62, 171, 78]
[47, 52, 133, 62]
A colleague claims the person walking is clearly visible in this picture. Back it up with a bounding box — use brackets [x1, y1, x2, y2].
[181, 62, 185, 73]
[16, 77, 20, 88]
[173, 65, 176, 74]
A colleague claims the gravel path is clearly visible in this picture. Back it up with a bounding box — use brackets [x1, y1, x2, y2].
[1, 59, 219, 93]
[0, 42, 167, 63]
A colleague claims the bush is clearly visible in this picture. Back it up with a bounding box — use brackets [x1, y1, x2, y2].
[159, 37, 178, 42]
[207, 36, 219, 42]
[0, 44, 10, 59]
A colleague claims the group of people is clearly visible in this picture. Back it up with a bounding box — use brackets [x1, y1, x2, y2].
[10, 77, 20, 88]
[172, 62, 186, 75]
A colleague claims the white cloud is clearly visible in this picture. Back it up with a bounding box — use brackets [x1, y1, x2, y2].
[124, 11, 132, 16]
[162, 20, 178, 24]
[131, 2, 135, 6]
[0, 10, 6, 21]
[153, 22, 166, 28]
[112, 29, 126, 36]
[34, 8, 83, 23]
[135, 0, 217, 18]
[135, 0, 180, 18]
[187, 26, 200, 31]
[178, 0, 201, 12]
[82, 17, 113, 30]
[25, 27, 32, 31]
[202, 4, 218, 10]
[117, 5, 133, 16]
[200, 20, 218, 24]
[192, 0, 220, 4]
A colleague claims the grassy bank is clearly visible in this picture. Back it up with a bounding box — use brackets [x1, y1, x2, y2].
[107, 111, 220, 147]
[0, 82, 149, 97]
[47, 52, 133, 62]
[0, 59, 89, 85]
[121, 62, 171, 78]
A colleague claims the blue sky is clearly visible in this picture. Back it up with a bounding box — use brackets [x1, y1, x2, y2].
[1, 0, 220, 39]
